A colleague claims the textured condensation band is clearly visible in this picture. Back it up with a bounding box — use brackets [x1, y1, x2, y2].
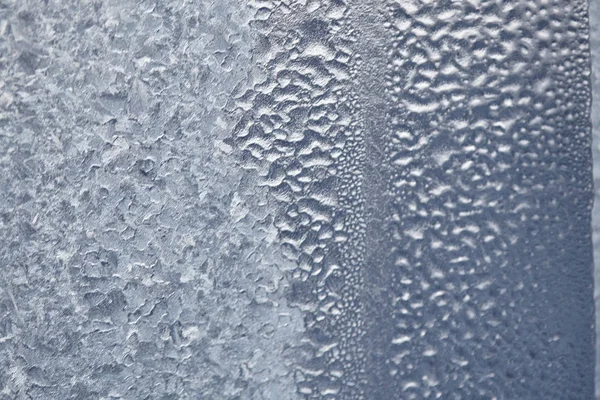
[0, 0, 594, 399]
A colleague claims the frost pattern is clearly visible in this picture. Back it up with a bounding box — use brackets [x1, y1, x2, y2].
[0, 0, 594, 399]
[0, 1, 303, 398]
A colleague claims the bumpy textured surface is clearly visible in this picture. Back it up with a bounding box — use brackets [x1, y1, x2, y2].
[0, 1, 304, 398]
[0, 0, 594, 399]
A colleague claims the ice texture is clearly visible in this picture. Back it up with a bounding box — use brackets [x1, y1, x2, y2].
[236, 0, 594, 398]
[0, 0, 595, 399]
[0, 1, 304, 398]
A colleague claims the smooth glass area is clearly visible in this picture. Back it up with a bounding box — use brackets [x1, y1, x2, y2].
[590, 0, 600, 397]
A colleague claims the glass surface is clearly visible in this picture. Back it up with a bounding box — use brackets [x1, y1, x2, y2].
[0, 0, 594, 398]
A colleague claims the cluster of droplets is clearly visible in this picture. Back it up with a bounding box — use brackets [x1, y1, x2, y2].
[379, 0, 593, 398]
[233, 0, 372, 398]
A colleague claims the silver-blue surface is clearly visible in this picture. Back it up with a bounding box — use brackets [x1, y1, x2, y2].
[0, 0, 594, 399]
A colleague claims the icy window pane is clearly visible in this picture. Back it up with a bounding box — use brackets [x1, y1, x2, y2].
[0, 0, 594, 398]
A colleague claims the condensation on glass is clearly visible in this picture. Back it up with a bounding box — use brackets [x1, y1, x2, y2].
[0, 0, 594, 399]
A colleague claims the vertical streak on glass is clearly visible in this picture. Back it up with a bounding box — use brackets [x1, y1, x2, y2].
[590, 0, 600, 396]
